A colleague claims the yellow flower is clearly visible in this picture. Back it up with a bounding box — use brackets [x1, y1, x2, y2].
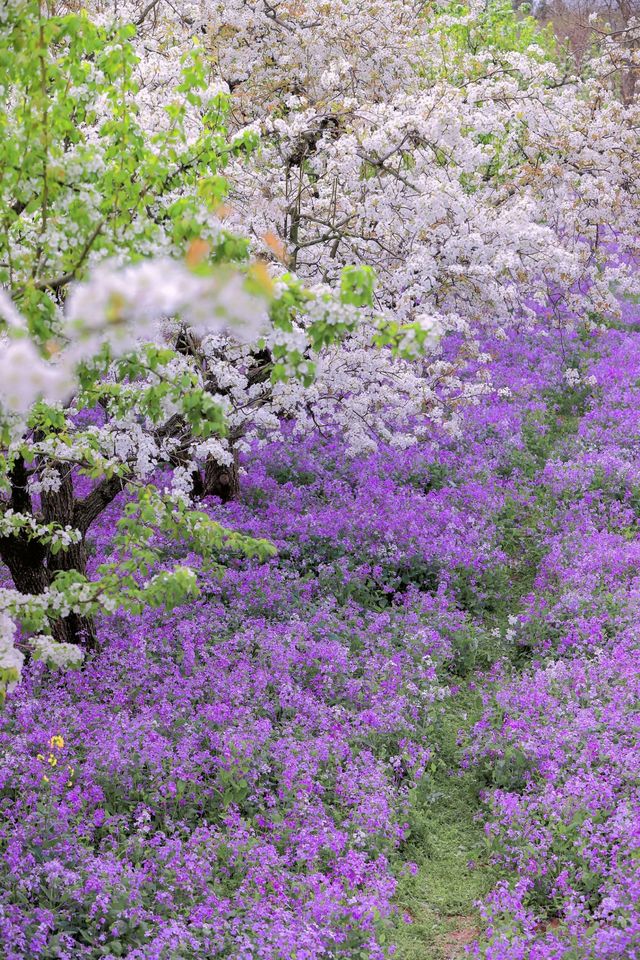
[49, 735, 64, 750]
[42, 775, 49, 783]
[48, 755, 57, 767]
[36, 754, 45, 762]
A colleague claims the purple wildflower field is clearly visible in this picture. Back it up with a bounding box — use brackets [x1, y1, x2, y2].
[3, 1, 640, 958]
[1, 289, 639, 960]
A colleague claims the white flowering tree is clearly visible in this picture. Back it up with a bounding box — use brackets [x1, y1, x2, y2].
[214, 0, 639, 313]
[75, 0, 640, 461]
[0, 1, 387, 693]
[2, 0, 638, 697]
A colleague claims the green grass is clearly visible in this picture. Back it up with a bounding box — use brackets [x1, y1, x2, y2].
[389, 373, 593, 958]
[390, 685, 497, 960]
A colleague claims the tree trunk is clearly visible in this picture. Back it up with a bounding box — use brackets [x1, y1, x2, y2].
[48, 539, 98, 650]
[1, 461, 124, 653]
[0, 534, 98, 649]
[0, 537, 49, 597]
[203, 454, 241, 502]
[41, 466, 98, 649]
[51, 610, 97, 649]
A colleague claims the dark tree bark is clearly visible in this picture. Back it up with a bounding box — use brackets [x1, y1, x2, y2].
[73, 475, 124, 535]
[0, 536, 50, 597]
[202, 453, 241, 502]
[40, 463, 98, 649]
[1, 457, 50, 598]
[175, 327, 275, 506]
[51, 609, 97, 648]
[0, 462, 124, 650]
[47, 537, 98, 649]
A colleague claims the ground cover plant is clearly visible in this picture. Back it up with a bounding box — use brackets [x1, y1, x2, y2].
[1, 0, 639, 958]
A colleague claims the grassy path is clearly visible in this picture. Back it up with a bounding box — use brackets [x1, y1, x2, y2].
[390, 371, 595, 958]
[392, 684, 495, 959]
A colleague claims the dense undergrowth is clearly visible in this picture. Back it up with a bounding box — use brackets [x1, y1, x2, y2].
[1, 297, 639, 958]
